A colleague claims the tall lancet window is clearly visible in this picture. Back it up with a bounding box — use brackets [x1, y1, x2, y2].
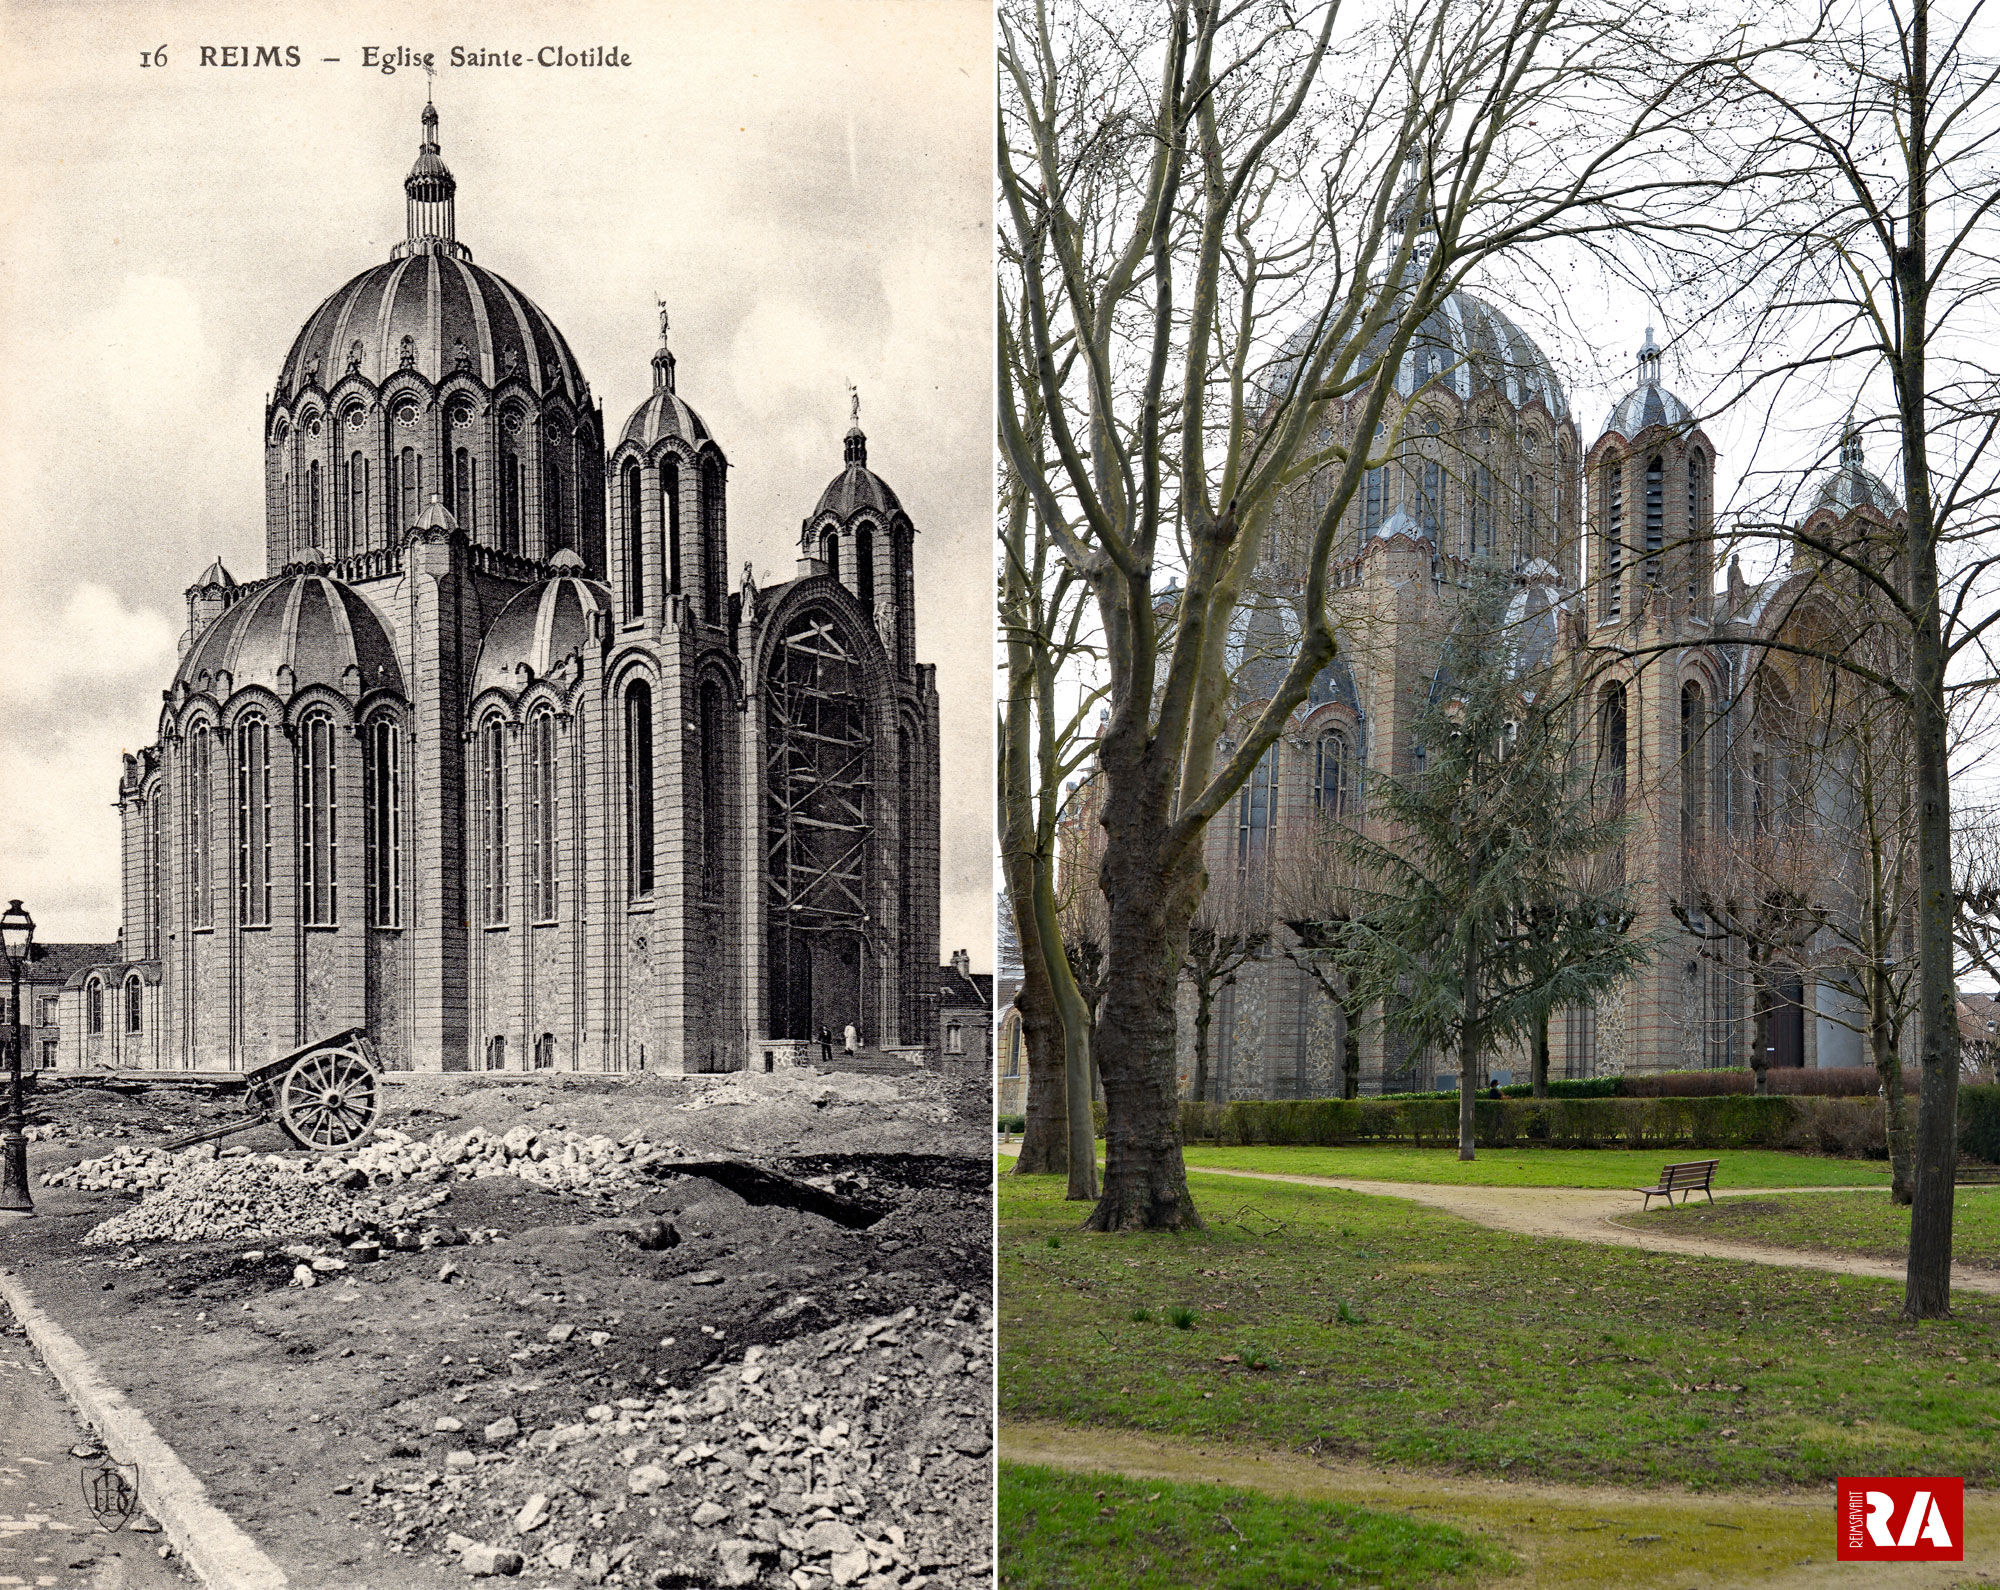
[346, 453, 368, 556]
[308, 460, 323, 550]
[1314, 732, 1350, 820]
[623, 463, 644, 619]
[820, 529, 839, 580]
[624, 682, 655, 896]
[190, 729, 213, 928]
[855, 524, 875, 617]
[499, 424, 524, 555]
[148, 794, 165, 956]
[700, 456, 726, 624]
[450, 447, 476, 530]
[398, 446, 422, 531]
[362, 716, 402, 927]
[1680, 680, 1707, 871]
[236, 715, 272, 927]
[1687, 451, 1708, 603]
[664, 461, 682, 597]
[1643, 454, 1664, 583]
[545, 460, 569, 553]
[298, 711, 338, 926]
[700, 681, 728, 903]
[1236, 746, 1276, 884]
[1602, 458, 1624, 620]
[479, 718, 508, 926]
[529, 710, 558, 922]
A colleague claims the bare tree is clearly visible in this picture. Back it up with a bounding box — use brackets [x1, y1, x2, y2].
[1269, 821, 1372, 1099]
[1000, 0, 1745, 1227]
[1180, 871, 1272, 1103]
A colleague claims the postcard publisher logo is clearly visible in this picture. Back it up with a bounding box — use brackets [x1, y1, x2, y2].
[1836, 1477, 1962, 1561]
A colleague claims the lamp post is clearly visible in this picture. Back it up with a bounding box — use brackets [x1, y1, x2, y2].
[0, 899, 35, 1216]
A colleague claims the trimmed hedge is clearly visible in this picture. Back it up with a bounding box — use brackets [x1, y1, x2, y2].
[1964, 1085, 2000, 1165]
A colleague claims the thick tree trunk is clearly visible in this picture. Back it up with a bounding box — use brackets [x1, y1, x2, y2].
[1532, 1010, 1552, 1099]
[1085, 811, 1204, 1232]
[1028, 860, 1099, 1202]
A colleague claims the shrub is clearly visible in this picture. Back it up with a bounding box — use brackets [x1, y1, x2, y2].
[1779, 1096, 1889, 1158]
[1621, 1066, 1913, 1098]
[997, 1115, 1026, 1134]
[1963, 1084, 2000, 1165]
[1497, 1077, 1623, 1099]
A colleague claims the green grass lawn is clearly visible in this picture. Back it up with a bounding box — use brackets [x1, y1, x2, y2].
[1000, 1168, 2000, 1489]
[1173, 1143, 1891, 1189]
[999, 1464, 1508, 1590]
[1626, 1187, 2000, 1269]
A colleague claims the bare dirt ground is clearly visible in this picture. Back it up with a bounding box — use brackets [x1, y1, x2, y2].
[0, 1064, 993, 1590]
[1189, 1167, 2000, 1296]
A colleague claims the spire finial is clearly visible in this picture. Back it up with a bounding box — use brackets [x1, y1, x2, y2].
[397, 86, 466, 260]
[1840, 415, 1864, 469]
[650, 300, 677, 393]
[843, 384, 867, 467]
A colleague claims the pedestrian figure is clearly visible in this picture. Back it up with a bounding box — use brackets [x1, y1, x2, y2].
[818, 1025, 833, 1065]
[843, 1022, 858, 1055]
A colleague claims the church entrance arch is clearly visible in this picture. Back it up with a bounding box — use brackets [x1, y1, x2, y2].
[765, 608, 879, 1043]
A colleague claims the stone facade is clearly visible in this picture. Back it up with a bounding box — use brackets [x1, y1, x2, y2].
[59, 106, 941, 1076]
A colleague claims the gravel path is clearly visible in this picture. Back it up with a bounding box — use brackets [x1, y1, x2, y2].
[1186, 1167, 2000, 1295]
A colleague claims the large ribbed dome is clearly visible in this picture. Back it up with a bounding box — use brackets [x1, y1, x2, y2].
[178, 575, 404, 699]
[274, 103, 587, 407]
[472, 573, 609, 698]
[278, 254, 587, 404]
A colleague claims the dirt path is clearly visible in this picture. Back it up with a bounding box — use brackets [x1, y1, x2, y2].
[1187, 1167, 2000, 1295]
[1002, 1421, 2000, 1589]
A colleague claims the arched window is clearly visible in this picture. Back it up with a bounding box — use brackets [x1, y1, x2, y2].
[1597, 683, 1628, 816]
[623, 463, 644, 618]
[236, 716, 272, 927]
[1418, 419, 1442, 534]
[701, 456, 726, 624]
[1314, 732, 1350, 820]
[700, 681, 728, 902]
[451, 447, 476, 531]
[945, 1023, 964, 1056]
[855, 525, 875, 617]
[1361, 425, 1386, 538]
[545, 459, 569, 552]
[1236, 746, 1276, 879]
[398, 446, 422, 530]
[479, 718, 508, 926]
[307, 459, 323, 549]
[297, 711, 338, 926]
[485, 1034, 507, 1072]
[86, 979, 104, 1036]
[345, 453, 368, 556]
[894, 532, 915, 670]
[147, 794, 165, 956]
[362, 716, 402, 927]
[499, 442, 523, 555]
[625, 681, 654, 896]
[1687, 451, 1708, 603]
[190, 729, 213, 928]
[529, 711, 558, 922]
[124, 976, 143, 1035]
[1680, 679, 1706, 870]
[820, 529, 839, 578]
[534, 1032, 556, 1071]
[664, 460, 682, 597]
[1643, 454, 1664, 582]
[1602, 457, 1624, 620]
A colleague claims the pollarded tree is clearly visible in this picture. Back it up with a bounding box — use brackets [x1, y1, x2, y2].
[1180, 869, 1271, 1104]
[1269, 823, 1373, 1100]
[1000, 0, 1752, 1228]
[1330, 576, 1649, 1158]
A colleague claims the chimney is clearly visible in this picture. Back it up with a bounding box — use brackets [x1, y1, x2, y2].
[951, 948, 971, 978]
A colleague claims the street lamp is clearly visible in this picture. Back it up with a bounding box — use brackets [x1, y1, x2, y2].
[0, 898, 35, 1216]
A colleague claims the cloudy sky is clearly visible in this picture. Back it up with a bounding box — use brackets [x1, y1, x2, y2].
[0, 0, 994, 962]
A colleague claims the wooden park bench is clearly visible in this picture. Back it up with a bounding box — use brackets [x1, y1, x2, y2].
[1956, 1164, 2000, 1187]
[1636, 1159, 1719, 1209]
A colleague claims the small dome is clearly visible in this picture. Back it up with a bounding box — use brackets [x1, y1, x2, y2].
[1810, 429, 1899, 517]
[178, 575, 403, 698]
[472, 576, 609, 698]
[1602, 327, 1693, 438]
[813, 426, 904, 521]
[414, 494, 458, 533]
[620, 386, 712, 452]
[190, 557, 236, 592]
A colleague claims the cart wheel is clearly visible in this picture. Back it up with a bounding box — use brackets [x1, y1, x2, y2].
[277, 1044, 381, 1150]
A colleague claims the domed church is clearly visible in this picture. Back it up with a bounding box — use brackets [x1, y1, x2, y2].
[63, 104, 941, 1075]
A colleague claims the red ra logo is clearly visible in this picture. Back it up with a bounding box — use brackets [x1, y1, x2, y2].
[1836, 1477, 1963, 1561]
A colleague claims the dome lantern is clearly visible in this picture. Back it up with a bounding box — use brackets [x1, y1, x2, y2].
[395, 93, 470, 262]
[652, 300, 677, 393]
[844, 384, 867, 468]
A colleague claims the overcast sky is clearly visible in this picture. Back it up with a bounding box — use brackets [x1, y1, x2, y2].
[0, 0, 994, 964]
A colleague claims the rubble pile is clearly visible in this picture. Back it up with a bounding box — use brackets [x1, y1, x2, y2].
[323, 1124, 681, 1194]
[369, 1294, 994, 1588]
[77, 1149, 444, 1248]
[42, 1143, 184, 1193]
